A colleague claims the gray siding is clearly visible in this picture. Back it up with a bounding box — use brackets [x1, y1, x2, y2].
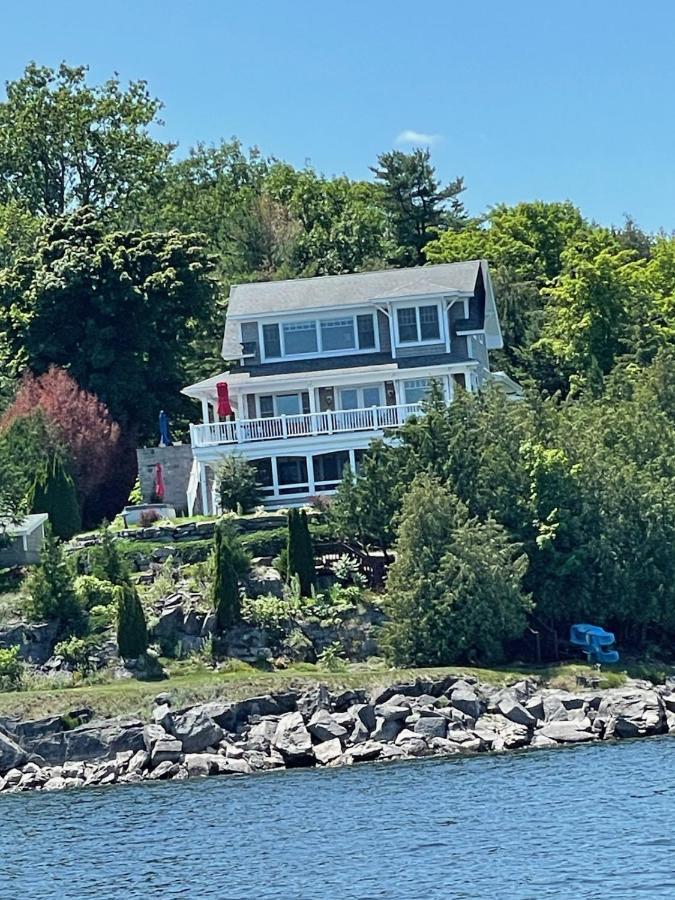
[396, 341, 446, 359]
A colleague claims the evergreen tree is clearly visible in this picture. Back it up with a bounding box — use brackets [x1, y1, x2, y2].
[286, 508, 315, 597]
[212, 520, 247, 632]
[382, 474, 530, 666]
[115, 582, 149, 659]
[25, 524, 82, 636]
[31, 451, 81, 540]
[90, 527, 130, 586]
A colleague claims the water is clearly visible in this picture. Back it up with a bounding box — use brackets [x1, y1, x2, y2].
[3, 737, 675, 899]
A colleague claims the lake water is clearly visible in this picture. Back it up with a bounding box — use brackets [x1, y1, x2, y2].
[3, 737, 675, 899]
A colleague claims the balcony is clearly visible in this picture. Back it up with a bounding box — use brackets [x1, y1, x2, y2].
[190, 402, 422, 448]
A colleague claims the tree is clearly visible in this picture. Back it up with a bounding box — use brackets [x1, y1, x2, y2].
[0, 208, 218, 439]
[1, 367, 123, 525]
[286, 508, 315, 597]
[381, 474, 530, 666]
[25, 524, 82, 636]
[212, 520, 248, 632]
[31, 451, 82, 540]
[371, 148, 467, 265]
[90, 527, 130, 587]
[0, 62, 171, 218]
[217, 455, 260, 513]
[115, 582, 148, 659]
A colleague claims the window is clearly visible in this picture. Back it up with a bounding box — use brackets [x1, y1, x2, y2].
[338, 385, 383, 410]
[262, 323, 281, 358]
[262, 312, 377, 359]
[357, 314, 376, 349]
[252, 458, 273, 489]
[321, 319, 355, 351]
[277, 456, 308, 487]
[396, 305, 441, 344]
[259, 395, 274, 418]
[404, 378, 432, 404]
[362, 386, 381, 407]
[397, 308, 418, 343]
[340, 389, 359, 410]
[275, 394, 301, 416]
[419, 305, 440, 340]
[313, 451, 349, 485]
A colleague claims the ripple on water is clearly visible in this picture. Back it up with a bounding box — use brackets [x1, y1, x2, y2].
[3, 737, 675, 899]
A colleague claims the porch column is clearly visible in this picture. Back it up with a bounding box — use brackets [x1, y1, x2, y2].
[348, 448, 356, 472]
[308, 385, 318, 435]
[393, 380, 403, 405]
[271, 456, 280, 501]
[200, 397, 209, 425]
[306, 454, 315, 496]
[199, 462, 210, 516]
[387, 304, 397, 359]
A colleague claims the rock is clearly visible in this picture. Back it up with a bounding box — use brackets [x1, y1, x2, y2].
[443, 730, 484, 752]
[3, 767, 23, 786]
[143, 724, 168, 753]
[0, 731, 26, 773]
[333, 689, 368, 712]
[150, 738, 183, 766]
[182, 609, 206, 636]
[246, 719, 278, 750]
[152, 704, 174, 733]
[172, 707, 224, 754]
[539, 721, 595, 743]
[428, 737, 462, 755]
[297, 685, 332, 719]
[307, 710, 348, 743]
[148, 761, 179, 780]
[63, 717, 144, 763]
[530, 733, 558, 749]
[185, 754, 211, 777]
[347, 740, 383, 762]
[128, 750, 149, 774]
[349, 704, 376, 744]
[597, 690, 664, 738]
[314, 738, 343, 765]
[220, 757, 252, 775]
[374, 703, 409, 722]
[43, 776, 67, 791]
[371, 717, 404, 743]
[414, 716, 447, 739]
[245, 566, 284, 599]
[272, 712, 313, 763]
[379, 744, 406, 760]
[450, 687, 484, 719]
[497, 697, 537, 728]
[154, 605, 184, 638]
[154, 692, 172, 707]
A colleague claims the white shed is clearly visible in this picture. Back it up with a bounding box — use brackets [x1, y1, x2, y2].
[0, 514, 49, 567]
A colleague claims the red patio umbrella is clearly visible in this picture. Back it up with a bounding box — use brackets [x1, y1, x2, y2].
[216, 381, 233, 417]
[154, 463, 165, 501]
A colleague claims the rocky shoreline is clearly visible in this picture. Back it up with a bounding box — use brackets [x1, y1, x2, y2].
[1, 674, 674, 794]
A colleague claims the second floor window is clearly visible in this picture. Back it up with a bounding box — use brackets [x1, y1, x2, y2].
[260, 313, 377, 359]
[283, 321, 318, 355]
[396, 305, 441, 343]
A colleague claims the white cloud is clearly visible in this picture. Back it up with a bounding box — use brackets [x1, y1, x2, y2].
[395, 129, 443, 146]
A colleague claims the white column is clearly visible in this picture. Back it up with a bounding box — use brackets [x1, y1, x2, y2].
[394, 380, 403, 405]
[308, 385, 318, 435]
[443, 300, 453, 354]
[387, 304, 397, 359]
[348, 448, 356, 472]
[200, 397, 209, 425]
[307, 454, 315, 496]
[199, 462, 210, 515]
[271, 456, 280, 501]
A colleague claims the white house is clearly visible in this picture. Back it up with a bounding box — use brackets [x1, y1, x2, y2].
[182, 259, 517, 513]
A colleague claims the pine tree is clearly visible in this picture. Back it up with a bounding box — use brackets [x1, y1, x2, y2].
[31, 452, 81, 540]
[286, 508, 315, 597]
[90, 526, 130, 586]
[25, 524, 82, 636]
[212, 520, 245, 632]
[115, 582, 149, 659]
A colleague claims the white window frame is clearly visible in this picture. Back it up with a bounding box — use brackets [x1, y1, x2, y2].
[337, 383, 384, 410]
[403, 378, 432, 405]
[259, 310, 379, 362]
[393, 301, 443, 347]
[256, 391, 306, 418]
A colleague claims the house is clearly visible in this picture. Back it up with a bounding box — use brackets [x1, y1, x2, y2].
[182, 259, 515, 512]
[0, 514, 49, 567]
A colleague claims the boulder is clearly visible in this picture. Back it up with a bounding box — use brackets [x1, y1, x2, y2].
[43, 776, 67, 791]
[349, 704, 376, 745]
[539, 720, 595, 743]
[245, 566, 284, 599]
[0, 731, 27, 773]
[152, 704, 174, 733]
[596, 690, 664, 739]
[150, 739, 183, 767]
[414, 716, 447, 739]
[371, 717, 404, 743]
[172, 707, 224, 753]
[153, 605, 184, 638]
[272, 712, 313, 763]
[182, 609, 206, 636]
[347, 740, 383, 762]
[450, 687, 484, 719]
[64, 717, 144, 763]
[184, 753, 211, 777]
[297, 685, 332, 719]
[307, 710, 348, 743]
[374, 703, 410, 722]
[128, 750, 149, 774]
[333, 689, 368, 712]
[143, 724, 168, 753]
[314, 738, 343, 765]
[497, 697, 537, 728]
[148, 761, 179, 780]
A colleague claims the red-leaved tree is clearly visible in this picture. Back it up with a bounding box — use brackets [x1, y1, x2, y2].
[1, 367, 130, 525]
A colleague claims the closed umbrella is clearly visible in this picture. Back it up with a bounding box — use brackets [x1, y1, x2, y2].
[154, 463, 165, 501]
[159, 410, 172, 447]
[216, 382, 233, 418]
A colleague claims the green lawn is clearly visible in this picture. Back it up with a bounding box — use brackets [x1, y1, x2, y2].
[0, 658, 651, 723]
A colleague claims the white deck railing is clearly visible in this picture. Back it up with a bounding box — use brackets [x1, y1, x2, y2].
[190, 403, 422, 448]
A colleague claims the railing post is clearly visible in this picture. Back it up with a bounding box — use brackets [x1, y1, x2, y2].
[189, 423, 196, 447]
[235, 418, 242, 443]
[281, 414, 288, 439]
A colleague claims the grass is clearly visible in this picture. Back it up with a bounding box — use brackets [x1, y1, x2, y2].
[0, 658, 657, 723]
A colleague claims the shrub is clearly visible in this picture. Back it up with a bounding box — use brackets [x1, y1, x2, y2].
[90, 527, 130, 586]
[216, 455, 260, 513]
[332, 554, 367, 588]
[287, 508, 315, 597]
[139, 509, 161, 527]
[31, 450, 82, 540]
[0, 646, 23, 690]
[54, 636, 94, 673]
[115, 582, 149, 659]
[317, 641, 347, 672]
[74, 575, 115, 610]
[88, 603, 116, 633]
[25, 524, 83, 636]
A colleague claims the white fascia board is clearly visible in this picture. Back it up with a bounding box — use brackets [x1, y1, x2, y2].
[191, 431, 379, 464]
[482, 261, 504, 350]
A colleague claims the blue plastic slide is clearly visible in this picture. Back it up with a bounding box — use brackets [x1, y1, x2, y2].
[569, 623, 620, 664]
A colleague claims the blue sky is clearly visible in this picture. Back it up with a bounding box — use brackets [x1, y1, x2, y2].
[2, 1, 674, 232]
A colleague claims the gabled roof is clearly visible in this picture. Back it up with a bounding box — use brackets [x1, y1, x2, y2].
[0, 513, 48, 536]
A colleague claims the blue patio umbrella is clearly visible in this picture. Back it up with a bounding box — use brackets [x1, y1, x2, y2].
[159, 410, 173, 447]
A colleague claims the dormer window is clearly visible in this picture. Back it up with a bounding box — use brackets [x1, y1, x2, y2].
[283, 321, 318, 355]
[396, 304, 441, 344]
